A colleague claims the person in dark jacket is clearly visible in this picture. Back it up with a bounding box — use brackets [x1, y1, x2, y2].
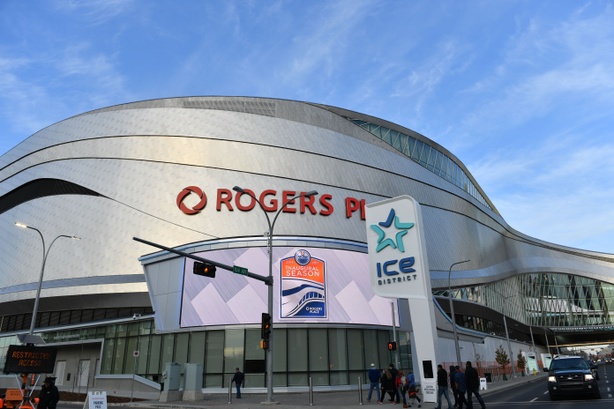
[38, 377, 59, 409]
[436, 365, 453, 409]
[453, 367, 468, 409]
[367, 363, 381, 402]
[465, 361, 485, 409]
[449, 366, 458, 407]
[388, 364, 399, 403]
[231, 368, 244, 398]
[380, 369, 394, 404]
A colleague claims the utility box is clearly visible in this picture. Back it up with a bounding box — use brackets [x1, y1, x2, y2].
[159, 362, 182, 402]
[183, 363, 204, 401]
[165, 362, 182, 390]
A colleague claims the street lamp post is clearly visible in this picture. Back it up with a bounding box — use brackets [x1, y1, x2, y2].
[232, 187, 317, 404]
[448, 259, 470, 368]
[15, 222, 80, 336]
[490, 288, 517, 379]
[501, 304, 516, 378]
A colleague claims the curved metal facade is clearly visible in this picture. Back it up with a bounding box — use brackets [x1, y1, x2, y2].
[1, 96, 614, 337]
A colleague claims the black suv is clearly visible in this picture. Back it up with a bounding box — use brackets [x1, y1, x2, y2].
[548, 356, 600, 400]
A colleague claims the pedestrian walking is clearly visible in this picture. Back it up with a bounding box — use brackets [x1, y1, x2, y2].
[449, 366, 458, 408]
[367, 363, 382, 403]
[405, 369, 421, 408]
[380, 369, 395, 404]
[231, 367, 244, 398]
[388, 363, 399, 403]
[465, 361, 485, 409]
[395, 370, 407, 407]
[453, 366, 468, 409]
[436, 364, 453, 409]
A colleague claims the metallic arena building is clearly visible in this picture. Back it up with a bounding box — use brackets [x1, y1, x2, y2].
[1, 97, 613, 395]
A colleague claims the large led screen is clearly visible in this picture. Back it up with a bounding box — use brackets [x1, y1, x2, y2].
[181, 246, 398, 327]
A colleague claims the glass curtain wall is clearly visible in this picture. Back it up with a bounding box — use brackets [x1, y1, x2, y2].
[32, 322, 409, 388]
[435, 273, 614, 329]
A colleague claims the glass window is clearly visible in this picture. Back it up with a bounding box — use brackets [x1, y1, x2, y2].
[288, 328, 308, 371]
[205, 331, 224, 373]
[412, 141, 424, 163]
[363, 330, 379, 371]
[328, 328, 347, 371]
[148, 335, 162, 375]
[101, 338, 115, 374]
[81, 310, 94, 323]
[309, 329, 328, 371]
[272, 328, 287, 372]
[347, 329, 363, 371]
[112, 338, 126, 373]
[391, 131, 402, 150]
[160, 334, 174, 369]
[140, 320, 153, 336]
[419, 145, 430, 167]
[137, 335, 150, 375]
[124, 336, 138, 374]
[188, 332, 206, 364]
[245, 329, 264, 360]
[127, 322, 140, 337]
[224, 329, 244, 376]
[174, 333, 189, 365]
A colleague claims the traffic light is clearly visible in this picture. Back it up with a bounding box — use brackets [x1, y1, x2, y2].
[387, 341, 397, 351]
[193, 261, 216, 278]
[261, 313, 272, 340]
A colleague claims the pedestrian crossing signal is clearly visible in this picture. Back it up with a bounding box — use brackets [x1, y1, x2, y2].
[387, 341, 397, 351]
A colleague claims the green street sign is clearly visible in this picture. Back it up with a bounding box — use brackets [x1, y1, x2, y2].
[232, 266, 248, 275]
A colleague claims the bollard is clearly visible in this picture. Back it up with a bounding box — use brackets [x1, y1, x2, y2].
[309, 376, 314, 406]
[358, 376, 363, 405]
[228, 376, 233, 404]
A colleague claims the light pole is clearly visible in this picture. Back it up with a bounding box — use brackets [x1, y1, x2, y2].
[501, 305, 516, 378]
[448, 259, 470, 368]
[232, 187, 318, 404]
[490, 288, 517, 379]
[15, 222, 80, 336]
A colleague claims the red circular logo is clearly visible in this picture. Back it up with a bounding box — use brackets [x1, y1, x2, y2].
[176, 186, 207, 215]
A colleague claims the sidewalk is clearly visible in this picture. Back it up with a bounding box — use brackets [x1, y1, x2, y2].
[128, 372, 548, 409]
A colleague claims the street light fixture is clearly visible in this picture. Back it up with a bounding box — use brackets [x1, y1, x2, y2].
[232, 186, 318, 404]
[15, 222, 80, 337]
[448, 259, 470, 368]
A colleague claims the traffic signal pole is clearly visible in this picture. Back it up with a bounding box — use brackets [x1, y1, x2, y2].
[133, 237, 272, 285]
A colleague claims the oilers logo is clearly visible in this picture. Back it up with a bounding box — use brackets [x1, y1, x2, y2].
[294, 249, 311, 265]
[280, 249, 326, 318]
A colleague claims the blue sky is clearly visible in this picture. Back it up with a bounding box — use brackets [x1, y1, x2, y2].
[1, 0, 613, 252]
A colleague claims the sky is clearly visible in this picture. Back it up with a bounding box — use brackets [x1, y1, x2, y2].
[1, 0, 613, 253]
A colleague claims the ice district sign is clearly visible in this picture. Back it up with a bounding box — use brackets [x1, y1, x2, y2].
[365, 195, 438, 403]
[366, 195, 430, 299]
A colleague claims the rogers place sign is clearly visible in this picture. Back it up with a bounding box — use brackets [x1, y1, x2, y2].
[176, 186, 366, 219]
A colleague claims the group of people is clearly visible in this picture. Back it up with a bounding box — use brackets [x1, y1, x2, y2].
[368, 361, 485, 409]
[436, 361, 485, 409]
[367, 363, 422, 407]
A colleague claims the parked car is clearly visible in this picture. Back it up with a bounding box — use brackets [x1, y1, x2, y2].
[548, 356, 600, 400]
